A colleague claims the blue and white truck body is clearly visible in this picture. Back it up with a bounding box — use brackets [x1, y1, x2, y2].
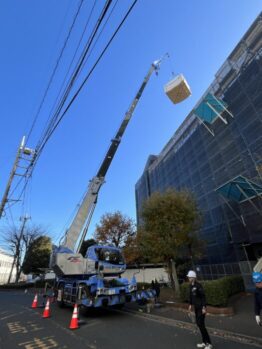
[52, 245, 154, 309]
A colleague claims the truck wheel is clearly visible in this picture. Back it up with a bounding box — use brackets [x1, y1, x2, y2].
[80, 285, 92, 300]
[79, 285, 92, 315]
[57, 285, 65, 308]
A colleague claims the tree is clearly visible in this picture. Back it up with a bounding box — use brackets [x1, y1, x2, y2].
[4, 222, 42, 283]
[122, 234, 145, 265]
[138, 189, 202, 293]
[22, 235, 52, 275]
[94, 211, 135, 247]
[79, 239, 97, 257]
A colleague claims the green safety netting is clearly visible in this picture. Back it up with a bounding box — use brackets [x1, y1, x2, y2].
[216, 175, 262, 203]
[194, 93, 229, 124]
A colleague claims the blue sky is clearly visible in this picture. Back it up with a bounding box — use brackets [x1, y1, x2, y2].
[0, 1, 261, 247]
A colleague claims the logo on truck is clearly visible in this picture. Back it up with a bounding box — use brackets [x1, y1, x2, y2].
[67, 257, 81, 263]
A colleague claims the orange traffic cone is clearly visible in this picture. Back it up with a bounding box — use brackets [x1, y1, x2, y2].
[42, 298, 51, 318]
[69, 304, 79, 330]
[31, 294, 38, 308]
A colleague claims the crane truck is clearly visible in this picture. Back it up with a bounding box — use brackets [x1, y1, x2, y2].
[50, 57, 169, 310]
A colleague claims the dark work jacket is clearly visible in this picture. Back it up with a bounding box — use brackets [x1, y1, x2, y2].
[254, 288, 262, 316]
[189, 281, 206, 309]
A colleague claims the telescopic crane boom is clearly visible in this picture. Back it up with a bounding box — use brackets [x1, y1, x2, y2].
[61, 57, 167, 253]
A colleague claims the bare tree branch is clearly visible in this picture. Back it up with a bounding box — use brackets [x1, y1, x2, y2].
[3, 223, 47, 283]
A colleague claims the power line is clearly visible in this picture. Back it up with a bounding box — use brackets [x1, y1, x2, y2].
[56, 189, 88, 245]
[1, 0, 111, 214]
[26, 0, 85, 144]
[6, 0, 138, 210]
[79, 0, 119, 77]
[47, 0, 98, 127]
[2, 0, 92, 211]
[7, 204, 16, 228]
[35, 0, 138, 165]
[36, 0, 113, 154]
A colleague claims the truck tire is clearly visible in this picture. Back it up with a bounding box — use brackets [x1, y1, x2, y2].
[79, 285, 92, 316]
[57, 284, 65, 308]
[80, 285, 92, 299]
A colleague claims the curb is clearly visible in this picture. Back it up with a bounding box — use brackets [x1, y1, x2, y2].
[164, 301, 234, 316]
[123, 308, 262, 348]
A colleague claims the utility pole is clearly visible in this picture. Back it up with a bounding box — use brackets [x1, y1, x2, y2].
[8, 215, 31, 283]
[0, 136, 35, 219]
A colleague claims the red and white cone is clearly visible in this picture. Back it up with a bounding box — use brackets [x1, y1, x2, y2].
[31, 294, 38, 308]
[42, 298, 51, 318]
[69, 304, 79, 330]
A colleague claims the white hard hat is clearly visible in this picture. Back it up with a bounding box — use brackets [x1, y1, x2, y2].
[187, 270, 196, 278]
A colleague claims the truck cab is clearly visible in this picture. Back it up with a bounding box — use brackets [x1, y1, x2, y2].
[86, 245, 126, 276]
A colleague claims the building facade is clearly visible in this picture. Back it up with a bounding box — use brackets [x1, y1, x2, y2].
[135, 13, 262, 287]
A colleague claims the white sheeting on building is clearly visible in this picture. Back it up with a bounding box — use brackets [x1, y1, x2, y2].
[0, 248, 16, 284]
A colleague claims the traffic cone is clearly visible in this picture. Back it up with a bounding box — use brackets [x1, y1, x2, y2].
[69, 304, 79, 330]
[31, 294, 38, 308]
[42, 298, 51, 318]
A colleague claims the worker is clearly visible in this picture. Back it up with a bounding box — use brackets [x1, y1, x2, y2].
[187, 270, 212, 349]
[154, 279, 160, 303]
[252, 272, 262, 326]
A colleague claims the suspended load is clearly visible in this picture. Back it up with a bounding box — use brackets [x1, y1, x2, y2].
[164, 74, 191, 104]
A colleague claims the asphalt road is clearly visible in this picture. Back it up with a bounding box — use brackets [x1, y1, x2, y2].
[0, 291, 259, 349]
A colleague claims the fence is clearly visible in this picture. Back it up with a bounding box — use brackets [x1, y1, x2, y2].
[196, 262, 242, 280]
[196, 261, 256, 290]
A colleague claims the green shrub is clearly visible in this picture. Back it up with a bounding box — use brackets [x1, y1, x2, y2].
[180, 276, 244, 307]
[180, 282, 190, 302]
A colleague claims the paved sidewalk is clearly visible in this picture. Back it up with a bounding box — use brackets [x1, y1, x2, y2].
[126, 293, 262, 340]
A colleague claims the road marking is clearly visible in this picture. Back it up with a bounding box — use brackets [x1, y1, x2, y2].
[8, 321, 28, 333]
[22, 305, 96, 349]
[7, 321, 44, 334]
[18, 336, 62, 349]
